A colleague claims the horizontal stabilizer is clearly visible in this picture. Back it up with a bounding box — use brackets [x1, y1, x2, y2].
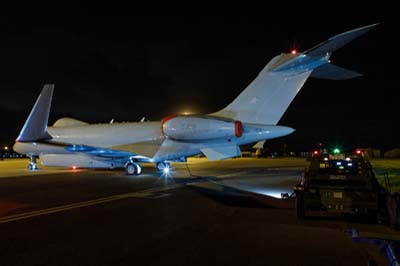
[305, 23, 379, 57]
[212, 24, 378, 125]
[201, 145, 241, 161]
[311, 64, 362, 80]
[17, 84, 54, 142]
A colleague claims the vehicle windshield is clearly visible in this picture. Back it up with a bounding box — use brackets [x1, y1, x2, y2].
[318, 159, 359, 175]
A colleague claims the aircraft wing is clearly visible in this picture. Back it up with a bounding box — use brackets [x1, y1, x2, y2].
[65, 144, 136, 158]
[252, 140, 266, 149]
[200, 146, 241, 161]
[152, 139, 213, 162]
[42, 141, 154, 163]
[152, 139, 241, 162]
[110, 140, 163, 159]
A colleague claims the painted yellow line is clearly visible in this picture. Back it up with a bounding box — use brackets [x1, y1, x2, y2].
[0, 183, 182, 224]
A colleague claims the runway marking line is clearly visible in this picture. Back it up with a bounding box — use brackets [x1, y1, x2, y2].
[0, 183, 182, 224]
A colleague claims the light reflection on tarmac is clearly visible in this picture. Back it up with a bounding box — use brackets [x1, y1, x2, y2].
[219, 173, 300, 198]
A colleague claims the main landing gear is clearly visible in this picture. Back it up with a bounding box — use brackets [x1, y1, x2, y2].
[156, 161, 172, 174]
[124, 159, 173, 176]
[28, 156, 38, 171]
[125, 160, 142, 176]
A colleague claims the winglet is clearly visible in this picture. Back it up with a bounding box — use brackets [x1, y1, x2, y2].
[17, 84, 54, 142]
[305, 23, 379, 57]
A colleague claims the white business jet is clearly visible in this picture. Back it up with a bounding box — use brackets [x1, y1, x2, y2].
[13, 24, 378, 175]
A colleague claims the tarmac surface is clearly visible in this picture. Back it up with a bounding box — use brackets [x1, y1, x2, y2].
[0, 158, 398, 266]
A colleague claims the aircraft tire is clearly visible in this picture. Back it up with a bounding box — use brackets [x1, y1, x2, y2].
[28, 163, 38, 171]
[156, 161, 170, 172]
[125, 163, 137, 176]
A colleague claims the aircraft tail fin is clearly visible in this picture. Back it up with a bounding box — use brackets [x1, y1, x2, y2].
[211, 24, 378, 125]
[17, 84, 54, 142]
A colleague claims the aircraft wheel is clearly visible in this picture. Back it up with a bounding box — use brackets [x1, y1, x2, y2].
[126, 163, 137, 175]
[156, 161, 170, 172]
[28, 156, 38, 171]
[125, 162, 142, 176]
[28, 162, 38, 171]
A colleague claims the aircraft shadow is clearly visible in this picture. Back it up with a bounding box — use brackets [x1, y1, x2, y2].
[186, 181, 277, 209]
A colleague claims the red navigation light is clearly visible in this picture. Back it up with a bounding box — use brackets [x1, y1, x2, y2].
[291, 49, 297, 54]
[313, 150, 319, 155]
[355, 149, 362, 155]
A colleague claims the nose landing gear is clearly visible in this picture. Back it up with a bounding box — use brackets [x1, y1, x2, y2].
[28, 156, 38, 171]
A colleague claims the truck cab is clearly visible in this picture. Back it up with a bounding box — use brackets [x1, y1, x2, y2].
[294, 149, 387, 220]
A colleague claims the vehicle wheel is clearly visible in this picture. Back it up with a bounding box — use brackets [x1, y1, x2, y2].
[125, 163, 137, 175]
[296, 192, 306, 219]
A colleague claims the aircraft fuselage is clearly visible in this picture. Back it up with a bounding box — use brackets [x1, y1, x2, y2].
[13, 120, 293, 167]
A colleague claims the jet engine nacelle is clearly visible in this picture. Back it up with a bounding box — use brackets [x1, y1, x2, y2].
[161, 115, 242, 141]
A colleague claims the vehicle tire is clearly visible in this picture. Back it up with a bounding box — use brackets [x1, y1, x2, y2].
[125, 163, 137, 176]
[296, 192, 306, 219]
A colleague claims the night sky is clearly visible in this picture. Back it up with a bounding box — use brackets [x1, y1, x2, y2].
[0, 11, 395, 152]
